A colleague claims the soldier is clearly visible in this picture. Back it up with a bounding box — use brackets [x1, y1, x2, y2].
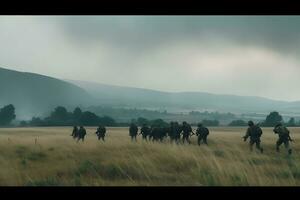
[182, 121, 193, 144]
[129, 123, 138, 142]
[151, 126, 160, 142]
[243, 121, 263, 153]
[71, 126, 78, 139]
[140, 124, 150, 141]
[169, 122, 175, 143]
[196, 123, 209, 145]
[96, 125, 106, 141]
[77, 126, 87, 142]
[159, 127, 169, 142]
[174, 122, 182, 144]
[273, 122, 293, 155]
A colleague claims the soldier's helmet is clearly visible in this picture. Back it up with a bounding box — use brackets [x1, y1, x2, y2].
[248, 121, 254, 126]
[198, 123, 202, 127]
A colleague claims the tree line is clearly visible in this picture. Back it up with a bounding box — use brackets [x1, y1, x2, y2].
[0, 104, 299, 127]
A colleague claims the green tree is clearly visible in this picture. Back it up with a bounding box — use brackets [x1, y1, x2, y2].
[50, 106, 69, 122]
[137, 117, 149, 126]
[263, 111, 283, 127]
[202, 119, 219, 126]
[228, 120, 247, 126]
[79, 111, 99, 126]
[287, 117, 296, 127]
[0, 104, 16, 126]
[73, 107, 82, 124]
[150, 119, 168, 127]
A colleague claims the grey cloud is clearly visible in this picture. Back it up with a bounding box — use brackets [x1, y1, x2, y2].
[52, 16, 300, 55]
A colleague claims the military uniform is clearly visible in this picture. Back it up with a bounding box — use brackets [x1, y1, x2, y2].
[243, 121, 263, 153]
[96, 125, 106, 141]
[129, 123, 138, 141]
[174, 122, 182, 144]
[169, 122, 176, 143]
[77, 126, 87, 142]
[140, 124, 150, 141]
[196, 124, 209, 145]
[182, 122, 192, 144]
[273, 124, 292, 155]
[71, 126, 78, 139]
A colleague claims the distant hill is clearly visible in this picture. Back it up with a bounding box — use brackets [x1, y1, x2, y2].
[1, 67, 299, 121]
[0, 67, 95, 119]
[68, 80, 300, 115]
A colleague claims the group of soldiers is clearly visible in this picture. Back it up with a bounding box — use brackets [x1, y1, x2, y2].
[71, 125, 106, 142]
[70, 120, 294, 155]
[129, 121, 210, 146]
[243, 121, 293, 155]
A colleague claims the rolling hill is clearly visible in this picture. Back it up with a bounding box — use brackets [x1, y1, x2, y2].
[0, 67, 95, 119]
[68, 80, 300, 115]
[1, 67, 300, 121]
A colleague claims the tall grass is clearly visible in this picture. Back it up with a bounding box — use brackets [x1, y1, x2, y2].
[0, 127, 299, 186]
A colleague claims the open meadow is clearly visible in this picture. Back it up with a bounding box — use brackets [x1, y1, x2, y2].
[0, 127, 299, 186]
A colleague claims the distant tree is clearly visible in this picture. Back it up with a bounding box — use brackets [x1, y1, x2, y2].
[263, 111, 283, 127]
[228, 120, 247, 126]
[30, 117, 44, 126]
[137, 117, 149, 126]
[79, 111, 99, 126]
[50, 106, 69, 122]
[99, 116, 116, 126]
[73, 107, 82, 124]
[201, 119, 219, 127]
[19, 120, 28, 127]
[287, 117, 296, 127]
[150, 119, 168, 127]
[0, 104, 16, 126]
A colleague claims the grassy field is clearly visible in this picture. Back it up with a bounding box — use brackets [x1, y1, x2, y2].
[0, 126, 299, 186]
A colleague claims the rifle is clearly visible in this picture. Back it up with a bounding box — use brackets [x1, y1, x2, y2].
[288, 135, 294, 142]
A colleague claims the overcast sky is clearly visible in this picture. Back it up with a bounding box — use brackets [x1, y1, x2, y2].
[1, 16, 300, 101]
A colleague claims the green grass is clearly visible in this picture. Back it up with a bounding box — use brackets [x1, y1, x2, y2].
[0, 126, 299, 186]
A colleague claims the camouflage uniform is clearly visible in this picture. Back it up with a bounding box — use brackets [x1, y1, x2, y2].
[273, 123, 292, 155]
[174, 122, 182, 144]
[140, 124, 150, 141]
[196, 123, 209, 145]
[96, 125, 106, 141]
[71, 126, 78, 139]
[159, 127, 168, 142]
[129, 123, 138, 142]
[151, 127, 160, 142]
[169, 122, 176, 143]
[77, 126, 87, 142]
[182, 122, 192, 144]
[243, 121, 263, 153]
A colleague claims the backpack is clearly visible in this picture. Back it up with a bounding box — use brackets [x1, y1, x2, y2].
[204, 127, 209, 136]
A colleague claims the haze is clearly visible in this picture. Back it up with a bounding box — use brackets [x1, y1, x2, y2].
[1, 16, 300, 101]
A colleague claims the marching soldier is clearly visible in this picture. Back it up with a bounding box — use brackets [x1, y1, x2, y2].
[243, 121, 263, 153]
[273, 122, 293, 155]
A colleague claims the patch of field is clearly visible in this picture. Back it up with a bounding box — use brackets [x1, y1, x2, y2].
[0, 127, 299, 186]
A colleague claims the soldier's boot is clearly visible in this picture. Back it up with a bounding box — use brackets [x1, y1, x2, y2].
[276, 146, 280, 153]
[204, 138, 208, 145]
[288, 149, 292, 155]
[198, 139, 201, 146]
[260, 148, 264, 154]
